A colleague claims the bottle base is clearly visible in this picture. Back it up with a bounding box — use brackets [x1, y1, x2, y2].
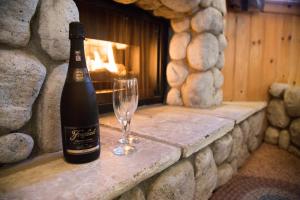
[63, 150, 100, 164]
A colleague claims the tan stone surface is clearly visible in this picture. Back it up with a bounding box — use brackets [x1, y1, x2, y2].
[0, 127, 180, 200]
[101, 106, 234, 157]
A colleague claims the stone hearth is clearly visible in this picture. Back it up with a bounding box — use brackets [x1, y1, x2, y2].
[0, 102, 267, 200]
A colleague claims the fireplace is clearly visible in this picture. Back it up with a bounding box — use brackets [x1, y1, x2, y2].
[75, 0, 169, 113]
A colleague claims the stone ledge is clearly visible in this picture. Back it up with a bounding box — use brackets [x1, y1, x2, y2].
[0, 127, 181, 200]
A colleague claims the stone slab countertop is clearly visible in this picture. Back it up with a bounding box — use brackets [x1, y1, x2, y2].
[100, 101, 267, 157]
[0, 127, 181, 200]
[101, 107, 235, 158]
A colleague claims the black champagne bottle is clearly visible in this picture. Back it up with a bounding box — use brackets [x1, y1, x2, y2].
[60, 22, 100, 163]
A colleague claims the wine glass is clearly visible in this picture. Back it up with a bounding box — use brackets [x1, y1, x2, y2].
[112, 77, 138, 156]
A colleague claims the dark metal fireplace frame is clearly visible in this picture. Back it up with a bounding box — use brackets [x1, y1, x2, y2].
[74, 0, 169, 113]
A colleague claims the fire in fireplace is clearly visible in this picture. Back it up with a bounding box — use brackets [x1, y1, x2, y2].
[75, 0, 169, 113]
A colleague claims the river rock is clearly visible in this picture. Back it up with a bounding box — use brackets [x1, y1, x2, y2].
[167, 61, 189, 88]
[290, 119, 300, 148]
[200, 0, 213, 7]
[169, 32, 191, 60]
[247, 136, 259, 152]
[119, 187, 145, 200]
[36, 64, 68, 153]
[212, 68, 224, 89]
[264, 126, 279, 145]
[153, 6, 185, 19]
[194, 147, 218, 200]
[0, 0, 39, 47]
[229, 158, 238, 174]
[211, 134, 233, 165]
[218, 34, 227, 52]
[212, 0, 227, 15]
[38, 0, 79, 60]
[237, 144, 250, 167]
[288, 145, 300, 157]
[191, 7, 223, 35]
[240, 120, 250, 144]
[166, 88, 183, 106]
[216, 163, 233, 188]
[267, 99, 290, 128]
[269, 83, 290, 98]
[248, 111, 266, 137]
[160, 0, 201, 12]
[0, 50, 46, 131]
[148, 160, 195, 200]
[284, 87, 300, 117]
[135, 0, 161, 10]
[279, 130, 290, 150]
[171, 17, 190, 33]
[214, 89, 223, 106]
[0, 133, 34, 164]
[227, 126, 243, 161]
[181, 71, 215, 108]
[215, 52, 224, 70]
[187, 33, 219, 71]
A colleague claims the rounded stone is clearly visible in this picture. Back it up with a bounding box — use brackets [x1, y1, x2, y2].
[267, 99, 290, 128]
[114, 0, 138, 4]
[237, 144, 250, 167]
[0, 50, 46, 131]
[212, 68, 224, 89]
[218, 34, 227, 52]
[284, 87, 300, 117]
[169, 32, 191, 60]
[214, 89, 223, 106]
[211, 134, 233, 165]
[148, 160, 195, 200]
[248, 111, 267, 137]
[166, 88, 183, 106]
[0, 0, 39, 47]
[200, 0, 213, 7]
[216, 163, 234, 188]
[135, 0, 161, 10]
[279, 130, 290, 150]
[119, 187, 145, 200]
[290, 119, 300, 148]
[227, 126, 243, 162]
[171, 17, 190, 33]
[166, 61, 189, 87]
[160, 0, 201, 12]
[215, 52, 225, 70]
[191, 7, 223, 35]
[212, 0, 227, 15]
[187, 33, 219, 71]
[181, 71, 215, 108]
[288, 145, 300, 157]
[38, 0, 79, 61]
[153, 6, 185, 19]
[229, 158, 238, 174]
[264, 126, 280, 145]
[269, 83, 290, 98]
[36, 63, 68, 153]
[240, 120, 250, 144]
[247, 136, 259, 152]
[194, 147, 218, 200]
[0, 133, 34, 164]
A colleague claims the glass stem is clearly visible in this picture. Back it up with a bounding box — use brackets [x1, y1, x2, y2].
[122, 120, 129, 145]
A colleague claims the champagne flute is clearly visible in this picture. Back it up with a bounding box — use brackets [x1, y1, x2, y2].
[112, 77, 138, 156]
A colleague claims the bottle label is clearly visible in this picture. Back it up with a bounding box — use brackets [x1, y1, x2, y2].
[75, 51, 81, 61]
[64, 124, 100, 155]
[73, 68, 85, 82]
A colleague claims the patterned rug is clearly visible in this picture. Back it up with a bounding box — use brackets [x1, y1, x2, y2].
[210, 176, 300, 200]
[210, 144, 300, 200]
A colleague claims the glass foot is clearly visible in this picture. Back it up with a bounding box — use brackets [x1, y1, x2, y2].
[119, 135, 139, 144]
[113, 144, 136, 156]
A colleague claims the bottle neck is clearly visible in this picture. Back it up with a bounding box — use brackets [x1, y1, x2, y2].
[69, 38, 86, 68]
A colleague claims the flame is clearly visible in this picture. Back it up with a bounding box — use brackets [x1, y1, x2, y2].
[85, 38, 127, 73]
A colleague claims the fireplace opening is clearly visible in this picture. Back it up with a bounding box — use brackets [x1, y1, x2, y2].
[75, 0, 169, 113]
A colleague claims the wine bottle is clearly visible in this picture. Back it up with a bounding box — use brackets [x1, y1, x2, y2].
[60, 22, 100, 164]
